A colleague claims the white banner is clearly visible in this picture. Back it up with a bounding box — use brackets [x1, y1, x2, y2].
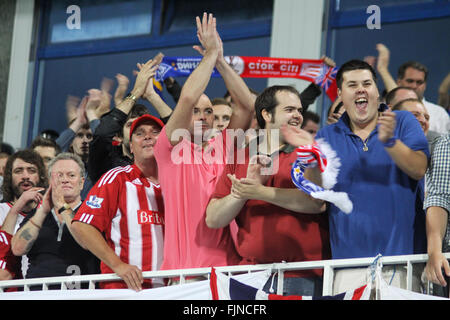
[0, 270, 271, 300]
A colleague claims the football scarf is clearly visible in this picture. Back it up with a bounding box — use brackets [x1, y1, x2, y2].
[155, 56, 338, 101]
[291, 140, 353, 214]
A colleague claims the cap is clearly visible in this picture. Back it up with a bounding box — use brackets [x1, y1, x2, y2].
[129, 114, 164, 140]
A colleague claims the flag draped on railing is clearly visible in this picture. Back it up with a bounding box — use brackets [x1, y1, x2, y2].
[155, 56, 338, 101]
[210, 268, 371, 300]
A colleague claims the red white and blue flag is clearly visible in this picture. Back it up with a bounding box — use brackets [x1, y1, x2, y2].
[156, 56, 339, 101]
[290, 140, 353, 214]
[314, 65, 338, 98]
[210, 268, 371, 300]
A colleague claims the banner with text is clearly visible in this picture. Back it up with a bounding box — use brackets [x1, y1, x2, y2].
[156, 56, 338, 101]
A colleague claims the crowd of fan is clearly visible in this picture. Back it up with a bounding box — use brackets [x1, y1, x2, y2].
[0, 13, 449, 298]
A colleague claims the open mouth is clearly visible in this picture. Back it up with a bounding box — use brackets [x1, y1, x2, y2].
[355, 97, 368, 112]
[288, 120, 301, 127]
[19, 181, 34, 191]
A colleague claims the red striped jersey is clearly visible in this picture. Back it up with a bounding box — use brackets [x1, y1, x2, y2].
[0, 202, 28, 233]
[0, 202, 31, 278]
[73, 165, 164, 286]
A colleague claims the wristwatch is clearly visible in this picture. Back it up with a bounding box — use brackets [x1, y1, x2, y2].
[58, 203, 72, 214]
[125, 92, 137, 103]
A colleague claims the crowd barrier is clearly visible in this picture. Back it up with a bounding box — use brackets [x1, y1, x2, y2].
[1, 253, 449, 298]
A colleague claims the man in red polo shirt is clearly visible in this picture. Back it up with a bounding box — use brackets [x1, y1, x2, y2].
[206, 85, 330, 296]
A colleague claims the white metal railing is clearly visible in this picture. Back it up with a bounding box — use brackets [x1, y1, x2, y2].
[1, 253, 449, 297]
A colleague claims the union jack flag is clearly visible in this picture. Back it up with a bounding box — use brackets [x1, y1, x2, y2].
[315, 65, 338, 92]
[210, 268, 371, 300]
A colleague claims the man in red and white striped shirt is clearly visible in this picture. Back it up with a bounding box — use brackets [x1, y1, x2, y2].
[72, 111, 165, 291]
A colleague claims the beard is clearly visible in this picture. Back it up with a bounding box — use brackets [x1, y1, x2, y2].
[12, 180, 37, 204]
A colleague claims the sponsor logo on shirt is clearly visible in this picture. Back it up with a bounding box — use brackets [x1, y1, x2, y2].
[137, 210, 164, 226]
[86, 195, 104, 209]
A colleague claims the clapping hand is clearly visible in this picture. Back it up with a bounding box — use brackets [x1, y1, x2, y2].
[280, 124, 314, 147]
[377, 110, 396, 143]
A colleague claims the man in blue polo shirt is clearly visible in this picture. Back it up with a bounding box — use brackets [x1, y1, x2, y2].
[315, 59, 429, 294]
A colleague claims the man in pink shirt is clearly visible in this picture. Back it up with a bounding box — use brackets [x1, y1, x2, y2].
[154, 13, 255, 274]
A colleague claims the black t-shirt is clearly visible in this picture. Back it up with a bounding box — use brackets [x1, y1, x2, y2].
[20, 204, 100, 287]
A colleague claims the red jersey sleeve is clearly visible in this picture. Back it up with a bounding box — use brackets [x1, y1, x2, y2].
[73, 166, 123, 232]
[0, 231, 19, 278]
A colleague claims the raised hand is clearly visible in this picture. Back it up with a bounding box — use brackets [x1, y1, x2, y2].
[321, 55, 336, 68]
[132, 54, 163, 98]
[85, 89, 102, 121]
[114, 73, 130, 106]
[66, 95, 81, 125]
[194, 13, 220, 58]
[15, 187, 45, 211]
[375, 43, 390, 72]
[363, 55, 376, 68]
[98, 77, 112, 117]
[136, 54, 163, 100]
[39, 184, 53, 214]
[49, 173, 66, 213]
[246, 154, 272, 184]
[280, 124, 314, 147]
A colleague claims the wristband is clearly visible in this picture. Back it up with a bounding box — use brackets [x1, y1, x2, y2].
[383, 136, 397, 148]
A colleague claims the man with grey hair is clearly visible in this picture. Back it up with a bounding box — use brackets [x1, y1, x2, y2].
[11, 153, 99, 289]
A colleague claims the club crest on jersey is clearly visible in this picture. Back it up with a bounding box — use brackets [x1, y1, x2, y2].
[138, 210, 164, 226]
[86, 195, 104, 209]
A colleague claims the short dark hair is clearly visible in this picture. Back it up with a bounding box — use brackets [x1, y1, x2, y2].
[30, 136, 61, 155]
[336, 59, 377, 90]
[2, 149, 48, 202]
[128, 104, 149, 121]
[118, 104, 149, 138]
[397, 61, 428, 81]
[255, 85, 301, 129]
[392, 98, 424, 111]
[384, 86, 418, 106]
[301, 111, 320, 128]
[211, 97, 232, 108]
[0, 143, 15, 156]
[39, 129, 59, 141]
